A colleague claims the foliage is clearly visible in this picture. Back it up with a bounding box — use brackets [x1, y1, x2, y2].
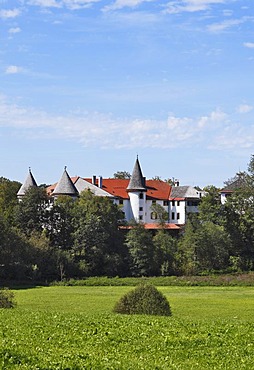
[113, 283, 171, 316]
[198, 185, 222, 224]
[14, 187, 49, 236]
[0, 177, 20, 225]
[0, 288, 16, 308]
[46, 195, 75, 251]
[150, 203, 168, 225]
[153, 230, 177, 275]
[52, 273, 254, 287]
[126, 224, 155, 276]
[113, 171, 131, 179]
[73, 190, 127, 276]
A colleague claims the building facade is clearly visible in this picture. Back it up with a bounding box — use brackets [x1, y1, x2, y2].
[18, 157, 204, 228]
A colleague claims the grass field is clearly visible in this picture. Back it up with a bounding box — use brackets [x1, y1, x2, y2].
[1, 286, 254, 369]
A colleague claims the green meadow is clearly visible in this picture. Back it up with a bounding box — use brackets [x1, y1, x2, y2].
[1, 286, 254, 369]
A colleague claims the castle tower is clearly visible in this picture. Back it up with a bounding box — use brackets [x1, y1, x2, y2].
[17, 168, 38, 200]
[127, 156, 147, 222]
[52, 167, 79, 200]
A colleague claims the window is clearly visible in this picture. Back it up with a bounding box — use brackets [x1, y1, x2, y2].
[139, 207, 143, 212]
[177, 213, 180, 220]
[163, 200, 169, 206]
[119, 199, 123, 205]
[152, 200, 156, 204]
[177, 201, 180, 206]
[151, 212, 157, 220]
[139, 193, 144, 199]
[172, 201, 175, 206]
[139, 215, 143, 220]
[171, 212, 175, 220]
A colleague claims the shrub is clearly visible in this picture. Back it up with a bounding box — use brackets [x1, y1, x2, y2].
[0, 288, 16, 308]
[113, 284, 171, 316]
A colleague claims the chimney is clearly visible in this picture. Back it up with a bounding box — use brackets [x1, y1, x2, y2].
[92, 175, 96, 186]
[99, 176, 103, 189]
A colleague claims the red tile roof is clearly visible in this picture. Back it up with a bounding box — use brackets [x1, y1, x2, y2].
[120, 223, 181, 230]
[47, 177, 172, 200]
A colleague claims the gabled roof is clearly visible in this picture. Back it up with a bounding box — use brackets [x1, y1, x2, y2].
[17, 168, 37, 196]
[75, 177, 114, 197]
[220, 176, 246, 193]
[127, 157, 146, 192]
[52, 168, 79, 196]
[170, 186, 203, 200]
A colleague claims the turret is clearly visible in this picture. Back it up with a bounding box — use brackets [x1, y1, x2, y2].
[17, 168, 37, 200]
[52, 167, 78, 200]
[127, 157, 147, 222]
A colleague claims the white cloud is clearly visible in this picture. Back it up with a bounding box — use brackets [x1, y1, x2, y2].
[28, 0, 100, 9]
[0, 8, 21, 19]
[0, 96, 253, 151]
[244, 42, 254, 49]
[207, 17, 249, 33]
[8, 27, 21, 34]
[237, 104, 253, 114]
[5, 65, 24, 74]
[28, 0, 61, 7]
[164, 0, 225, 14]
[103, 0, 153, 11]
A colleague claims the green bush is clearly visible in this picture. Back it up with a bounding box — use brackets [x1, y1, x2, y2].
[113, 284, 171, 316]
[0, 288, 16, 308]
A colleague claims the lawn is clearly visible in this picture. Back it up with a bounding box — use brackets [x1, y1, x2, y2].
[1, 286, 254, 369]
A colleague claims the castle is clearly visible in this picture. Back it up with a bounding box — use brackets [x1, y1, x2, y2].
[17, 157, 204, 229]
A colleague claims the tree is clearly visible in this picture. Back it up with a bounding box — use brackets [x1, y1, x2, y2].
[195, 222, 230, 271]
[73, 190, 126, 276]
[153, 230, 177, 275]
[198, 185, 222, 224]
[150, 203, 169, 226]
[223, 190, 254, 269]
[14, 187, 49, 236]
[177, 216, 231, 274]
[222, 155, 254, 269]
[0, 215, 34, 280]
[177, 216, 199, 275]
[46, 195, 75, 251]
[113, 171, 131, 179]
[0, 177, 21, 225]
[126, 223, 155, 276]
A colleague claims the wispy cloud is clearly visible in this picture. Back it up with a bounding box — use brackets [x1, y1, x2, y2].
[207, 17, 250, 33]
[244, 42, 254, 49]
[0, 96, 253, 152]
[237, 104, 253, 114]
[164, 0, 225, 14]
[0, 8, 21, 19]
[103, 0, 153, 12]
[8, 27, 21, 34]
[5, 65, 24, 74]
[28, 0, 100, 10]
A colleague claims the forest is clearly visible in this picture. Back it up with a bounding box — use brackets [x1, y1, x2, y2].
[0, 155, 253, 282]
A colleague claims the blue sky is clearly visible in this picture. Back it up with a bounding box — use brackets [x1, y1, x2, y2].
[1, 0, 254, 188]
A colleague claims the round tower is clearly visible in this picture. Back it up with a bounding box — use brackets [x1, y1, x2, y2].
[127, 157, 147, 223]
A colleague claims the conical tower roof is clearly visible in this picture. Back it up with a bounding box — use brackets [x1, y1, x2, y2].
[17, 168, 37, 196]
[127, 157, 147, 192]
[52, 167, 78, 196]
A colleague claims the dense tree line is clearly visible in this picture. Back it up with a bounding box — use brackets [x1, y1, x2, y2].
[0, 155, 253, 281]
